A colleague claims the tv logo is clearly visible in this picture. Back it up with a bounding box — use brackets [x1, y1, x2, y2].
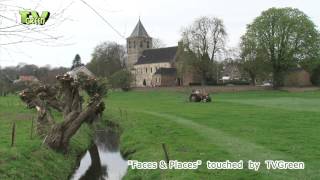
[19, 10, 50, 25]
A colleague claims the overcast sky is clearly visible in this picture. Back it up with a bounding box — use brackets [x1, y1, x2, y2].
[0, 0, 319, 68]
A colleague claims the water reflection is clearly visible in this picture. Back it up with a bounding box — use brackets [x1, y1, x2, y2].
[71, 129, 128, 180]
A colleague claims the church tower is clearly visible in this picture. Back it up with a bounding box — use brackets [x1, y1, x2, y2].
[126, 19, 152, 69]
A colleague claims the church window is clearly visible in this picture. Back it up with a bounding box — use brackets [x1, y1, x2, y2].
[134, 41, 136, 48]
[151, 67, 152, 73]
[140, 41, 143, 48]
[146, 68, 148, 73]
[129, 41, 131, 48]
[147, 41, 150, 48]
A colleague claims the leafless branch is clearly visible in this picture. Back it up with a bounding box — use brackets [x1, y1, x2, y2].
[0, 0, 74, 47]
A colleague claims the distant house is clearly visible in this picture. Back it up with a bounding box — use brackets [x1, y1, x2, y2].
[14, 75, 39, 84]
[221, 62, 241, 81]
[284, 68, 312, 87]
[67, 66, 95, 79]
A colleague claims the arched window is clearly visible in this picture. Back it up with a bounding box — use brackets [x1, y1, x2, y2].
[146, 68, 148, 73]
[134, 41, 136, 48]
[151, 67, 152, 73]
[128, 41, 131, 48]
[147, 41, 150, 48]
[140, 41, 143, 48]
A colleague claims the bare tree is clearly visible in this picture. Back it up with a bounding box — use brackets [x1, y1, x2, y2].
[0, 0, 73, 46]
[152, 38, 166, 48]
[19, 74, 106, 152]
[181, 16, 227, 84]
[182, 16, 227, 61]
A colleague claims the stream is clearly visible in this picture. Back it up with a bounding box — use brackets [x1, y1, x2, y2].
[71, 129, 128, 180]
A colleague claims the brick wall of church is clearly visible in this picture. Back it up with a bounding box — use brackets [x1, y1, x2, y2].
[133, 63, 171, 87]
[152, 74, 177, 87]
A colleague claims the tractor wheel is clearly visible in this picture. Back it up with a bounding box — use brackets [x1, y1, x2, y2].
[189, 94, 199, 102]
[189, 95, 197, 102]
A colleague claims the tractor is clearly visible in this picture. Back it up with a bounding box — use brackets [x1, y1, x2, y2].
[189, 89, 211, 102]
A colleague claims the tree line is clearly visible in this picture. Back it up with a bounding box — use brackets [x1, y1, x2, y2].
[86, 6, 320, 89]
[2, 7, 320, 91]
[0, 65, 69, 95]
[0, 41, 131, 95]
[177, 7, 320, 88]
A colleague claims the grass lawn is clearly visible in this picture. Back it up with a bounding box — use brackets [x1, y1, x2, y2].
[0, 96, 92, 179]
[106, 90, 320, 180]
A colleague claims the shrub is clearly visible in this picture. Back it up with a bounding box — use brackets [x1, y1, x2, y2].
[189, 82, 201, 86]
[110, 70, 133, 91]
[311, 65, 320, 86]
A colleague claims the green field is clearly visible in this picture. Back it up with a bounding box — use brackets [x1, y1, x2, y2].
[106, 90, 320, 180]
[1, 90, 320, 179]
[0, 96, 92, 179]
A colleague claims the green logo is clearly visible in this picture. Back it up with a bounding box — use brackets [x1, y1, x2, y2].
[19, 10, 50, 25]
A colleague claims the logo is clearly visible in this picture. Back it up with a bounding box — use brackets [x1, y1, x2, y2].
[19, 10, 50, 25]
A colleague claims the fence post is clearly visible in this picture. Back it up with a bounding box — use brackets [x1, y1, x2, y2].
[11, 121, 16, 147]
[119, 108, 122, 120]
[30, 117, 34, 139]
[125, 110, 128, 121]
[162, 143, 170, 164]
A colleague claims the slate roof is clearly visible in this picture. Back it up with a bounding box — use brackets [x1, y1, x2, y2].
[154, 68, 177, 76]
[129, 20, 150, 37]
[67, 66, 95, 79]
[135, 46, 178, 65]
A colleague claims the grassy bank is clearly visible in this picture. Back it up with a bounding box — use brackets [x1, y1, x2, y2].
[0, 95, 92, 179]
[106, 90, 320, 179]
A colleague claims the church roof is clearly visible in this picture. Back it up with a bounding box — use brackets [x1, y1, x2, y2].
[154, 68, 177, 76]
[135, 46, 178, 65]
[129, 19, 150, 37]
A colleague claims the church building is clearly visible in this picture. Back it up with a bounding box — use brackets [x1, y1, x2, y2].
[126, 19, 179, 87]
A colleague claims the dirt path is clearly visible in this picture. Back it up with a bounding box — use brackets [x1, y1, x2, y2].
[141, 110, 312, 179]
